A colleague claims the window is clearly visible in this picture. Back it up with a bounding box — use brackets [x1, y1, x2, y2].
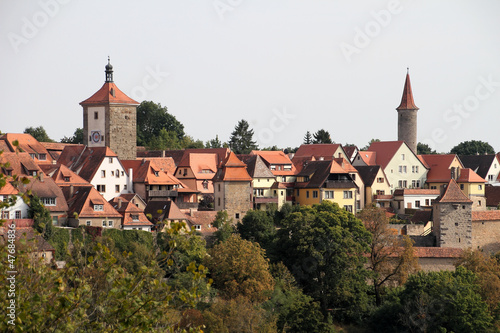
[218, 198, 221, 206]
[218, 184, 221, 192]
[86, 221, 91, 226]
[202, 180, 208, 190]
[398, 180, 407, 188]
[377, 177, 384, 183]
[401, 154, 405, 160]
[194, 225, 201, 230]
[2, 211, 9, 219]
[235, 213, 240, 219]
[102, 221, 106, 227]
[351, 174, 356, 181]
[255, 189, 264, 196]
[425, 199, 430, 206]
[115, 185, 120, 193]
[124, 185, 127, 190]
[313, 191, 318, 198]
[431, 186, 437, 189]
[412, 180, 420, 188]
[131, 215, 139, 221]
[15, 211, 21, 219]
[42, 197, 56, 206]
[306, 191, 309, 198]
[344, 205, 353, 212]
[479, 184, 483, 190]
[324, 191, 334, 199]
[412, 166, 419, 173]
[111, 171, 114, 176]
[109, 157, 113, 163]
[415, 201, 420, 208]
[296, 189, 300, 196]
[64, 176, 70, 182]
[30, 153, 37, 159]
[101, 170, 106, 178]
[183, 169, 187, 176]
[38, 154, 47, 161]
[460, 184, 464, 190]
[121, 171, 124, 176]
[343, 191, 353, 199]
[154, 171, 159, 177]
[52, 216, 58, 225]
[489, 175, 495, 181]
[94, 204, 104, 211]
[97, 185, 106, 192]
[108, 220, 113, 227]
[94, 111, 99, 119]
[376, 190, 385, 195]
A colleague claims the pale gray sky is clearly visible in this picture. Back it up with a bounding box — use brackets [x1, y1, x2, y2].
[1, 0, 500, 153]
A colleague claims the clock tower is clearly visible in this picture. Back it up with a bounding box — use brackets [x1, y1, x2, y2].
[80, 58, 139, 160]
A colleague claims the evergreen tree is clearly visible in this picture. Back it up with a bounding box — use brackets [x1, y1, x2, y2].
[205, 135, 222, 148]
[303, 131, 312, 144]
[312, 129, 332, 144]
[229, 119, 258, 154]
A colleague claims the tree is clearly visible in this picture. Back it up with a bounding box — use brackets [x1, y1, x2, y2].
[362, 138, 380, 150]
[229, 119, 258, 154]
[28, 195, 53, 240]
[205, 234, 275, 303]
[24, 126, 54, 142]
[303, 131, 312, 144]
[60, 128, 83, 144]
[180, 135, 204, 149]
[136, 101, 185, 146]
[450, 140, 495, 155]
[312, 129, 332, 144]
[237, 210, 276, 248]
[205, 135, 222, 148]
[417, 142, 436, 154]
[212, 210, 235, 244]
[277, 201, 372, 321]
[262, 145, 280, 151]
[358, 205, 420, 306]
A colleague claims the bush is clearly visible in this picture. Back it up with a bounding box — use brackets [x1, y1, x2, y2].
[47, 227, 70, 261]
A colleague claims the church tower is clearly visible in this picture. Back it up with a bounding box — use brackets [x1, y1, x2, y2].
[80, 58, 139, 160]
[396, 69, 419, 154]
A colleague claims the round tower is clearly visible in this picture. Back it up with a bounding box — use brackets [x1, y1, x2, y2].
[396, 69, 419, 154]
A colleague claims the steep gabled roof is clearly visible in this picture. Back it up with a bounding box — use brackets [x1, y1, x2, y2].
[437, 179, 472, 203]
[396, 72, 419, 110]
[355, 151, 377, 166]
[296, 160, 354, 189]
[333, 157, 357, 173]
[59, 146, 119, 182]
[251, 150, 293, 165]
[80, 82, 139, 106]
[355, 165, 382, 187]
[177, 153, 218, 180]
[238, 155, 275, 179]
[109, 197, 153, 227]
[0, 133, 54, 164]
[39, 164, 91, 187]
[144, 200, 190, 222]
[459, 155, 498, 179]
[0, 151, 42, 176]
[122, 159, 188, 187]
[343, 146, 358, 161]
[22, 176, 69, 212]
[367, 141, 420, 170]
[456, 168, 486, 183]
[62, 186, 121, 219]
[420, 154, 462, 183]
[213, 152, 252, 182]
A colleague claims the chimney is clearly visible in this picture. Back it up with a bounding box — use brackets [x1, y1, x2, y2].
[118, 198, 122, 209]
[70, 185, 74, 198]
[39, 172, 44, 182]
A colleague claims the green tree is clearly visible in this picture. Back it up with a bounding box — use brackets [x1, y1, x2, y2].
[312, 129, 332, 144]
[28, 195, 53, 240]
[358, 205, 420, 306]
[145, 128, 181, 150]
[212, 210, 235, 244]
[136, 101, 185, 146]
[229, 119, 258, 154]
[205, 234, 275, 303]
[303, 131, 312, 144]
[24, 126, 54, 142]
[205, 135, 222, 148]
[417, 142, 437, 154]
[450, 140, 495, 155]
[362, 138, 380, 150]
[60, 128, 83, 144]
[237, 210, 276, 249]
[262, 145, 280, 151]
[181, 135, 204, 149]
[277, 201, 372, 321]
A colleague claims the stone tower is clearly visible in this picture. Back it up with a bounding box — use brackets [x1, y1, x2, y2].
[80, 58, 139, 160]
[432, 179, 472, 249]
[396, 69, 419, 154]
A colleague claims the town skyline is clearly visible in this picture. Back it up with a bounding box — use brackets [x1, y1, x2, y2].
[1, 1, 499, 152]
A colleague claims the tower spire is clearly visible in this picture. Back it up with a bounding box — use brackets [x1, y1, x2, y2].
[397, 69, 418, 110]
[105, 56, 114, 82]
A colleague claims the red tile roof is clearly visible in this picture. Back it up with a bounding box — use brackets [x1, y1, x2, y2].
[293, 144, 344, 160]
[333, 157, 357, 173]
[393, 189, 440, 196]
[177, 153, 218, 180]
[413, 247, 462, 258]
[39, 164, 91, 187]
[62, 186, 121, 219]
[396, 72, 419, 110]
[356, 151, 377, 166]
[109, 197, 153, 227]
[80, 82, 139, 106]
[187, 210, 218, 236]
[472, 211, 500, 222]
[367, 141, 406, 169]
[420, 154, 462, 182]
[58, 146, 119, 182]
[214, 152, 252, 182]
[251, 150, 293, 165]
[0, 133, 54, 164]
[438, 179, 472, 203]
[456, 168, 486, 183]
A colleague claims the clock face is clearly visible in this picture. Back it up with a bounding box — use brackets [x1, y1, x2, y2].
[91, 131, 101, 143]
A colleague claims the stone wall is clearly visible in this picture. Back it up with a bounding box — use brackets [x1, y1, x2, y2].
[223, 182, 252, 223]
[107, 105, 137, 160]
[471, 195, 487, 211]
[397, 110, 417, 154]
[418, 257, 457, 272]
[472, 220, 500, 253]
[433, 202, 472, 248]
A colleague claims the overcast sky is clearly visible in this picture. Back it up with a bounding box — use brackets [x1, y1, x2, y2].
[1, 1, 500, 153]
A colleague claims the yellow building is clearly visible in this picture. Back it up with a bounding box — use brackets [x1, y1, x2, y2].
[295, 160, 357, 212]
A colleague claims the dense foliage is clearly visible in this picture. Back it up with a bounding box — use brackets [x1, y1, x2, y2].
[229, 119, 258, 154]
[450, 140, 495, 155]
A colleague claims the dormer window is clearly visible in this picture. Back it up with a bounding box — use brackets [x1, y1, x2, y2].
[94, 204, 104, 211]
[154, 171, 159, 177]
[32, 171, 37, 176]
[202, 180, 209, 190]
[64, 177, 70, 182]
[38, 154, 46, 161]
[194, 225, 201, 230]
[41, 197, 56, 206]
[29, 153, 37, 159]
[131, 214, 139, 221]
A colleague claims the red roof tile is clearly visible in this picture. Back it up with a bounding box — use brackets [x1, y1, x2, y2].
[214, 152, 252, 182]
[472, 211, 500, 222]
[0, 133, 54, 164]
[413, 247, 462, 258]
[396, 72, 419, 110]
[457, 168, 486, 183]
[293, 144, 344, 160]
[80, 82, 139, 106]
[438, 179, 472, 203]
[251, 150, 293, 165]
[356, 151, 377, 166]
[420, 154, 462, 183]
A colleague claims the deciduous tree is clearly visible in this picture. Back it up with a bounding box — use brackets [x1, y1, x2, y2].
[60, 128, 83, 144]
[136, 101, 185, 146]
[450, 140, 495, 155]
[24, 126, 54, 142]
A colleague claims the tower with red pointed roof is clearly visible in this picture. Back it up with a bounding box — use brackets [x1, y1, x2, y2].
[396, 69, 419, 154]
[80, 58, 139, 160]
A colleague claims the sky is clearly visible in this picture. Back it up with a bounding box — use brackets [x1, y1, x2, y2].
[1, 0, 500, 153]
